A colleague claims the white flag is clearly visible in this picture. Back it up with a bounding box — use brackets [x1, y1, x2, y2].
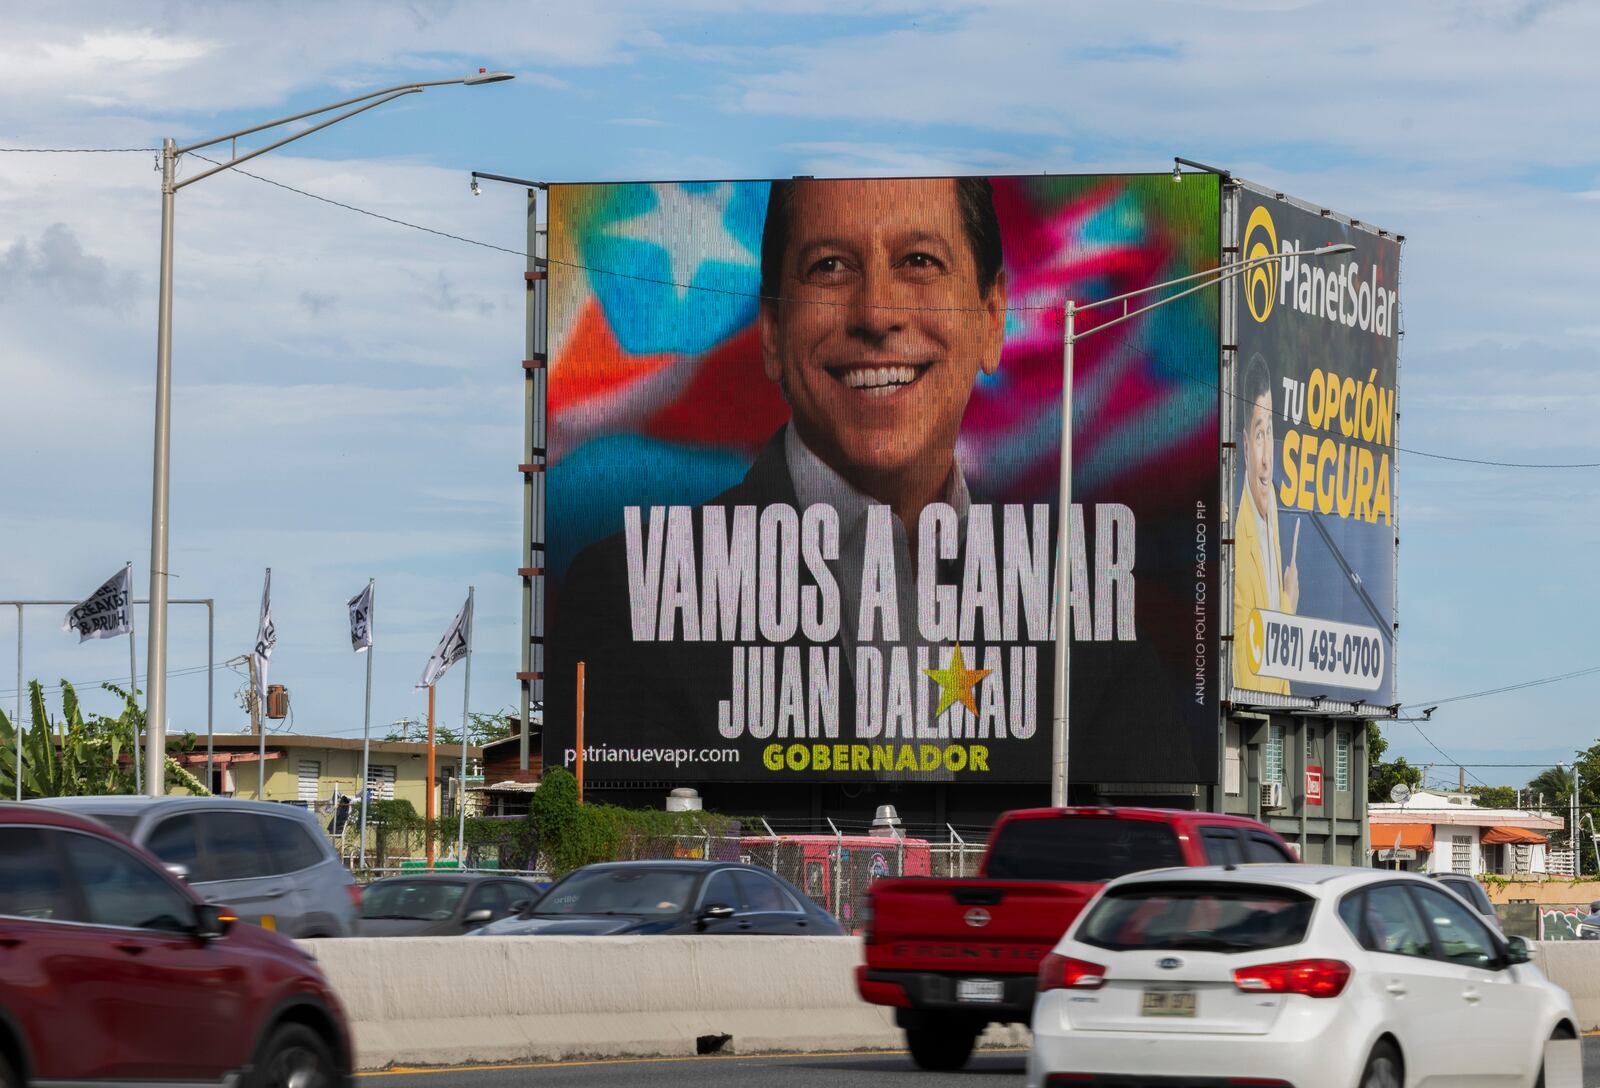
[253, 568, 276, 700]
[348, 583, 374, 653]
[415, 593, 473, 691]
[62, 565, 134, 642]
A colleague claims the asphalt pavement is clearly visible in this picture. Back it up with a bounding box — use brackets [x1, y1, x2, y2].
[356, 1049, 1025, 1087]
[354, 1040, 1600, 1087]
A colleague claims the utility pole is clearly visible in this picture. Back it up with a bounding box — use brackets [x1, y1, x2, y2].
[246, 654, 264, 797]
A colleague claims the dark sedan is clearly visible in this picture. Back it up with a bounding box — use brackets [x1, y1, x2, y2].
[469, 861, 844, 936]
[358, 873, 544, 936]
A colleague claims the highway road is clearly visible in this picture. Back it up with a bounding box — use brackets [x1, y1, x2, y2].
[355, 1039, 1600, 1087]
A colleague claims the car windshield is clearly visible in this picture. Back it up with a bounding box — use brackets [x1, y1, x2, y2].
[985, 817, 1185, 882]
[361, 880, 467, 920]
[534, 869, 699, 916]
[1078, 882, 1315, 953]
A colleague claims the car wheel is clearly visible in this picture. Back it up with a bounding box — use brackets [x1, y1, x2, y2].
[248, 1023, 337, 1088]
[905, 1019, 977, 1072]
[1359, 1040, 1402, 1088]
[0, 1048, 18, 1088]
[1535, 1024, 1577, 1088]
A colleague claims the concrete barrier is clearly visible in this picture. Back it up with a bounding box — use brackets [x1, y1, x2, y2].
[298, 936, 1028, 1070]
[1533, 941, 1600, 1031]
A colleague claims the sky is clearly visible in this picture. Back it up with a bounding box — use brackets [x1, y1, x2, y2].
[1, 0, 1597, 792]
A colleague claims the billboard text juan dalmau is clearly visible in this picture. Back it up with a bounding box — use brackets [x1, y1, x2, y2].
[1231, 189, 1400, 706]
[544, 175, 1222, 784]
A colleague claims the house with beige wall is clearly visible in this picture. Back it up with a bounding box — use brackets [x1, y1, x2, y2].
[174, 732, 483, 817]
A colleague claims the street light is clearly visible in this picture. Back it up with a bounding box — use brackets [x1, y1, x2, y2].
[1049, 240, 1356, 807]
[142, 70, 514, 796]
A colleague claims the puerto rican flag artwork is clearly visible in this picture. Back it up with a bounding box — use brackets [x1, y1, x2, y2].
[546, 175, 1221, 579]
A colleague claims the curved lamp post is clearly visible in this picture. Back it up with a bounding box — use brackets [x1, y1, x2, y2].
[143, 71, 514, 795]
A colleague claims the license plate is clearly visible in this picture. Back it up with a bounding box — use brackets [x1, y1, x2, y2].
[1140, 988, 1196, 1017]
[956, 978, 1005, 1004]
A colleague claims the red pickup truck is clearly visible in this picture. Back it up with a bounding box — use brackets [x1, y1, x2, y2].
[855, 806, 1298, 1070]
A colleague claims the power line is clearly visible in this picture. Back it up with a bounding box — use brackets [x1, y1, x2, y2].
[0, 661, 219, 702]
[0, 146, 158, 153]
[1406, 719, 1491, 789]
[205, 157, 1600, 471]
[1403, 664, 1600, 710]
[12, 146, 1598, 469]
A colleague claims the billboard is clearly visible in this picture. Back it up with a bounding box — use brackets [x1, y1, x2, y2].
[543, 174, 1221, 784]
[1230, 189, 1400, 707]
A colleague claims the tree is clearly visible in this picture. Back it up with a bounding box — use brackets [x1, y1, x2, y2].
[1524, 766, 1573, 813]
[0, 680, 208, 798]
[384, 709, 516, 747]
[1467, 785, 1518, 809]
[1366, 722, 1422, 802]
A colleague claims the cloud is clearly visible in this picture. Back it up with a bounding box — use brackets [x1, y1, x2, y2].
[727, 2, 1600, 168]
[299, 290, 337, 316]
[0, 223, 138, 308]
[784, 140, 1043, 177]
[0, 2, 639, 139]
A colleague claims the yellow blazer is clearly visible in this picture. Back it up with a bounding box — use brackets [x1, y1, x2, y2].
[1233, 484, 1292, 695]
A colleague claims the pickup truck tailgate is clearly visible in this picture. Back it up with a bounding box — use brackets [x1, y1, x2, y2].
[868, 879, 1097, 974]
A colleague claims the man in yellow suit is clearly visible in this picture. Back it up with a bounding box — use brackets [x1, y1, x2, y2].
[1234, 353, 1299, 695]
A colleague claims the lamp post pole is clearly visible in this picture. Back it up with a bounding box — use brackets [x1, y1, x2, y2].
[1049, 243, 1355, 807]
[140, 71, 513, 796]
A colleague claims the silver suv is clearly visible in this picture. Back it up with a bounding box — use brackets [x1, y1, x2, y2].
[32, 796, 360, 937]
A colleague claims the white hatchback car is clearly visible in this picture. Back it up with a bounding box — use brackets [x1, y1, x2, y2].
[1027, 865, 1577, 1088]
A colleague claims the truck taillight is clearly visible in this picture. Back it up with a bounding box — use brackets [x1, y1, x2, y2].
[346, 884, 362, 910]
[1038, 952, 1105, 992]
[1232, 958, 1350, 998]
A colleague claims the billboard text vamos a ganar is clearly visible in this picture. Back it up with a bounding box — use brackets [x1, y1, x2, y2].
[1230, 188, 1400, 708]
[543, 175, 1221, 785]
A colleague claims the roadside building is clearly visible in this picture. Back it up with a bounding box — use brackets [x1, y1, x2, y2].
[1366, 788, 1560, 875]
[173, 732, 483, 819]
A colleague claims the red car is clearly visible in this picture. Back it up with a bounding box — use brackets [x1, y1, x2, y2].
[858, 806, 1299, 1070]
[0, 802, 352, 1087]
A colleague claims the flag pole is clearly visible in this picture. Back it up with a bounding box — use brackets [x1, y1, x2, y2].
[127, 562, 141, 794]
[426, 684, 436, 869]
[257, 566, 270, 797]
[14, 604, 21, 801]
[358, 578, 374, 870]
[456, 586, 474, 863]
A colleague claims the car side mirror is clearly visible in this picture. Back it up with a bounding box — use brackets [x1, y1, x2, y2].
[699, 903, 736, 923]
[194, 903, 235, 941]
[508, 898, 532, 916]
[165, 862, 191, 883]
[462, 908, 493, 927]
[1505, 935, 1534, 966]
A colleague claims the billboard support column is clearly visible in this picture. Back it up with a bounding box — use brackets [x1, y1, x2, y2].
[575, 661, 585, 804]
[1050, 300, 1077, 808]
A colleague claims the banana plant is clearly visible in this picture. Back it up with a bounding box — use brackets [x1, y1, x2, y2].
[0, 680, 208, 799]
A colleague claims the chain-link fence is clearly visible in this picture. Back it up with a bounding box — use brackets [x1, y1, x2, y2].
[320, 805, 993, 929]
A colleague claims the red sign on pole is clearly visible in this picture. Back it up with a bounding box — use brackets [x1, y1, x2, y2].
[1306, 764, 1324, 806]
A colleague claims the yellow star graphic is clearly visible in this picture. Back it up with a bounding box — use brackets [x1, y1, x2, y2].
[923, 643, 993, 718]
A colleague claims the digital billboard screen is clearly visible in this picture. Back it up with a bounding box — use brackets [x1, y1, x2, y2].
[543, 174, 1222, 785]
[1231, 188, 1400, 707]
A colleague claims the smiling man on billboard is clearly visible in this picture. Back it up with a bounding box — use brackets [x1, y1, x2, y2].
[756, 176, 1008, 545]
